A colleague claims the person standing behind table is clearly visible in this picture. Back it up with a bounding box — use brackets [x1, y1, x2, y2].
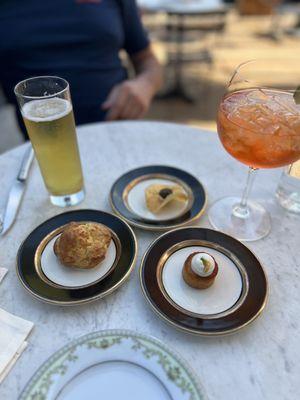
[0, 0, 162, 139]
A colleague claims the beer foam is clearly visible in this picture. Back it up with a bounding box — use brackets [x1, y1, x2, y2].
[22, 98, 72, 122]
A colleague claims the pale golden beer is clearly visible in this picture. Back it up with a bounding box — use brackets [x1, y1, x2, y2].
[22, 98, 83, 196]
[15, 76, 84, 206]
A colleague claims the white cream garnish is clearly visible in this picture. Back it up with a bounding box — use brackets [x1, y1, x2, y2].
[191, 253, 215, 277]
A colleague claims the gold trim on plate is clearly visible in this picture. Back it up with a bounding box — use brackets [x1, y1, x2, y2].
[16, 218, 138, 306]
[156, 239, 249, 320]
[139, 226, 268, 336]
[34, 222, 122, 290]
[110, 175, 207, 232]
[122, 173, 194, 220]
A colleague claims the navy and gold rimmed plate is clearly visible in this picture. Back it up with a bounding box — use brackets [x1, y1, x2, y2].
[110, 166, 207, 231]
[17, 210, 137, 306]
[140, 227, 268, 336]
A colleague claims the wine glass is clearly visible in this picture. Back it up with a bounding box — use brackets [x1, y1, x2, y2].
[208, 60, 300, 241]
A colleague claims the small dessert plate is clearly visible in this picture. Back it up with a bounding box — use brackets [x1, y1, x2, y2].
[37, 223, 120, 289]
[110, 166, 206, 231]
[140, 227, 268, 336]
[17, 210, 137, 305]
[20, 330, 205, 400]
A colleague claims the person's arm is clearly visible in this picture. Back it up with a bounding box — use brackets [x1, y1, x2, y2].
[102, 45, 162, 121]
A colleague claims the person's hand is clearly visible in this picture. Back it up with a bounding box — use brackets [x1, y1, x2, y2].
[101, 78, 154, 121]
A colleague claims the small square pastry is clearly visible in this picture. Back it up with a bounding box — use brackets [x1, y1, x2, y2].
[145, 184, 188, 214]
[182, 252, 218, 289]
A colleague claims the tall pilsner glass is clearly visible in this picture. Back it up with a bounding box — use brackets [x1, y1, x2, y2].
[15, 76, 84, 207]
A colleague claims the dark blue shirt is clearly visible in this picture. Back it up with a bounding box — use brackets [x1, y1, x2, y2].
[0, 0, 149, 124]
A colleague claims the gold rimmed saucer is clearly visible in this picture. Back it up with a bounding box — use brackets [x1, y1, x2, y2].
[156, 239, 249, 320]
[34, 222, 122, 290]
[123, 173, 194, 222]
[140, 227, 268, 336]
[17, 210, 137, 306]
[110, 165, 207, 231]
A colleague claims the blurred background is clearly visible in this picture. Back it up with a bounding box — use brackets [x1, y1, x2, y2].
[1, 0, 300, 154]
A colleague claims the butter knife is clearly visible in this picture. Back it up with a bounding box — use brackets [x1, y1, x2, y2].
[1, 145, 34, 236]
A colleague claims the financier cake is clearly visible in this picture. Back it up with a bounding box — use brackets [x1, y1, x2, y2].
[54, 222, 112, 269]
[182, 252, 218, 289]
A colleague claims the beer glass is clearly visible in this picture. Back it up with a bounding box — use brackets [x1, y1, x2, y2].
[15, 76, 84, 207]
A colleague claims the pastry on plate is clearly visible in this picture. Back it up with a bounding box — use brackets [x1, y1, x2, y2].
[145, 184, 188, 214]
[182, 252, 218, 289]
[54, 222, 112, 269]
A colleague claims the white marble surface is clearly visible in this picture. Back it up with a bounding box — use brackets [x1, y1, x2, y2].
[0, 121, 299, 400]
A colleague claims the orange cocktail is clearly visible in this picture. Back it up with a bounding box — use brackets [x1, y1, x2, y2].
[218, 89, 300, 169]
[209, 60, 300, 241]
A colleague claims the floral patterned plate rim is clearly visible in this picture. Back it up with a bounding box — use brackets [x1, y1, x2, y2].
[19, 330, 206, 400]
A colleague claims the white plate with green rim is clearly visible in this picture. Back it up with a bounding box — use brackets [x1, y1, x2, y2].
[20, 330, 205, 400]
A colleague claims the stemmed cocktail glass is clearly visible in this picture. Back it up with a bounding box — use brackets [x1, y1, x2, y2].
[209, 60, 300, 241]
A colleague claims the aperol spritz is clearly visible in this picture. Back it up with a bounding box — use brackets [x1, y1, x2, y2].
[218, 89, 300, 168]
[209, 61, 300, 241]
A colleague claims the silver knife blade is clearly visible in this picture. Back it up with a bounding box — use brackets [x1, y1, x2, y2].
[1, 145, 34, 236]
[1, 181, 26, 235]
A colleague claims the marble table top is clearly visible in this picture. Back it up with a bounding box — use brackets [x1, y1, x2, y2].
[0, 121, 299, 400]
